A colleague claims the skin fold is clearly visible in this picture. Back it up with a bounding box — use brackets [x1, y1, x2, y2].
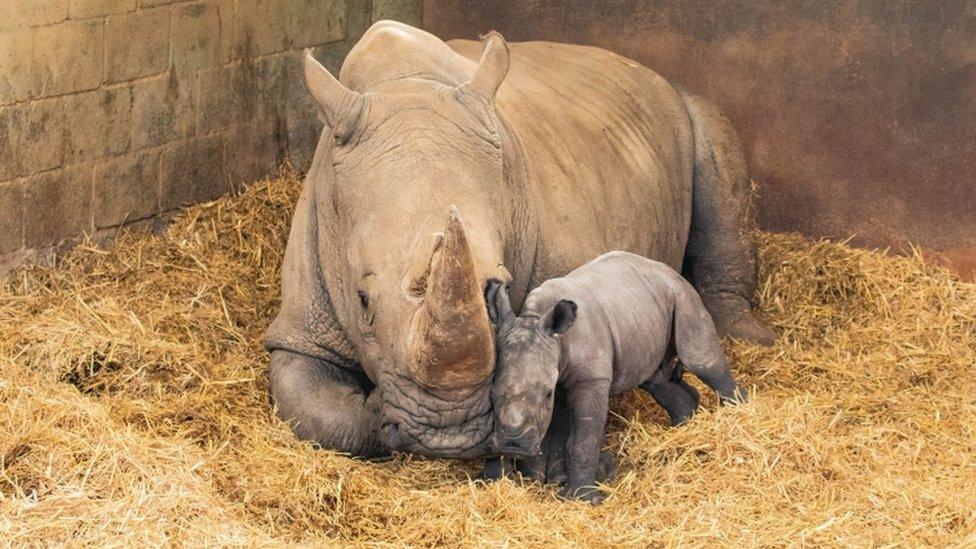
[264, 21, 772, 462]
[485, 252, 745, 503]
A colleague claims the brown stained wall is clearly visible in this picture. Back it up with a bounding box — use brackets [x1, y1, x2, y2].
[423, 1, 976, 278]
[0, 0, 423, 273]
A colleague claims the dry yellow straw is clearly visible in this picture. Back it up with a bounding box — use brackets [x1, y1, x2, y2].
[2, 168, 974, 545]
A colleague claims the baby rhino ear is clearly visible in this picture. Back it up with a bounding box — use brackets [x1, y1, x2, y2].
[543, 300, 577, 335]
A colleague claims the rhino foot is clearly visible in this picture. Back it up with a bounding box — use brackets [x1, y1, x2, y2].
[703, 293, 776, 346]
[558, 483, 606, 505]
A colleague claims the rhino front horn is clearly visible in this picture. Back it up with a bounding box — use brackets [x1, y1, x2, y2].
[408, 206, 494, 391]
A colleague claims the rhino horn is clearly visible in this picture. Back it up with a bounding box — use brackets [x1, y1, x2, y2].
[303, 49, 363, 140]
[408, 206, 494, 391]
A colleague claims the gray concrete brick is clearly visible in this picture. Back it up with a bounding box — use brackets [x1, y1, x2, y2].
[105, 8, 171, 83]
[0, 106, 19, 181]
[93, 150, 159, 227]
[0, 29, 33, 105]
[0, 0, 68, 32]
[197, 62, 260, 132]
[65, 87, 132, 161]
[160, 134, 227, 209]
[131, 73, 195, 149]
[69, 0, 137, 18]
[24, 163, 93, 247]
[0, 100, 65, 181]
[289, 0, 346, 48]
[371, 0, 421, 27]
[30, 20, 103, 97]
[224, 122, 285, 188]
[171, 1, 224, 74]
[0, 179, 24, 254]
[20, 98, 65, 175]
[234, 0, 290, 56]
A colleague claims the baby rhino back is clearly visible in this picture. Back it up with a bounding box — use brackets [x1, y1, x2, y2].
[527, 251, 689, 394]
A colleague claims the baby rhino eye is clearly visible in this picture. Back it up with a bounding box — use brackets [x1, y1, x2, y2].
[357, 290, 369, 310]
[545, 390, 553, 399]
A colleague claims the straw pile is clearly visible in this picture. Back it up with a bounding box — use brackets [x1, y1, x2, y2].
[2, 169, 974, 546]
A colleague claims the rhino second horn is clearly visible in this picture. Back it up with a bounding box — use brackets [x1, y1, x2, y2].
[408, 206, 494, 391]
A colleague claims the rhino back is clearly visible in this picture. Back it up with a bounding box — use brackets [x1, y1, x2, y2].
[527, 252, 682, 394]
[449, 39, 695, 282]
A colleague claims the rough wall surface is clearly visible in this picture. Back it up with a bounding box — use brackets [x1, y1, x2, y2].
[0, 0, 422, 272]
[423, 0, 976, 278]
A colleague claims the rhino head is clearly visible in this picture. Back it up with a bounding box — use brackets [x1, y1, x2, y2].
[302, 27, 514, 457]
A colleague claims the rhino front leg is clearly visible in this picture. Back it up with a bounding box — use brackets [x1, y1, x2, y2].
[269, 349, 388, 457]
[678, 90, 776, 346]
[515, 397, 616, 486]
[558, 380, 611, 505]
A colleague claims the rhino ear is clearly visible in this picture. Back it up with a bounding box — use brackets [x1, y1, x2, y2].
[542, 300, 577, 336]
[303, 49, 364, 141]
[460, 31, 509, 102]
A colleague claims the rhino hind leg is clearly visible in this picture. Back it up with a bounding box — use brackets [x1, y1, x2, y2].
[673, 288, 748, 404]
[268, 349, 388, 457]
[678, 90, 776, 346]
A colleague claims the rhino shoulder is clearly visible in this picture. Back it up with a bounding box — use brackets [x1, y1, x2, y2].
[265, 181, 358, 370]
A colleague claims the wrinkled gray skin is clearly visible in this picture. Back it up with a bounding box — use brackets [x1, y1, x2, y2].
[265, 21, 772, 465]
[484, 252, 745, 503]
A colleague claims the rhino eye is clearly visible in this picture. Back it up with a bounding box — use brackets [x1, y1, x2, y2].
[357, 290, 370, 311]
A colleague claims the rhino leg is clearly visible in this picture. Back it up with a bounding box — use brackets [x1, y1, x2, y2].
[679, 91, 776, 346]
[673, 288, 748, 405]
[641, 378, 698, 427]
[269, 349, 388, 457]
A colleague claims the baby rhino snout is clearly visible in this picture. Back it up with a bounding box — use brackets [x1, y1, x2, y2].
[491, 407, 541, 457]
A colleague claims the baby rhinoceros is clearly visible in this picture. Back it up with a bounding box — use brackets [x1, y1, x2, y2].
[485, 251, 747, 504]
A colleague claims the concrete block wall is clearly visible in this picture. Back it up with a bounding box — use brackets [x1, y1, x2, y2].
[0, 0, 422, 271]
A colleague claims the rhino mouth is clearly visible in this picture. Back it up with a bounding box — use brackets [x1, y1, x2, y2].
[378, 371, 494, 458]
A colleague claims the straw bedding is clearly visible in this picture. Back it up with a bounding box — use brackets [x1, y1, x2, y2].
[2, 169, 974, 546]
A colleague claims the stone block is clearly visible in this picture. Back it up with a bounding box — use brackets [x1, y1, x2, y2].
[131, 73, 195, 149]
[65, 87, 132, 161]
[69, 0, 137, 18]
[24, 163, 93, 247]
[197, 62, 261, 132]
[160, 134, 226, 210]
[20, 98, 64, 175]
[288, 0, 346, 48]
[0, 99, 65, 180]
[105, 8, 171, 83]
[0, 1, 68, 32]
[0, 29, 33, 104]
[172, 1, 224, 74]
[371, 0, 421, 27]
[234, 0, 290, 56]
[224, 122, 285, 188]
[344, 0, 372, 40]
[0, 179, 23, 254]
[93, 150, 160, 227]
[31, 20, 103, 97]
[139, 0, 181, 6]
[0, 106, 18, 181]
[286, 113, 320, 170]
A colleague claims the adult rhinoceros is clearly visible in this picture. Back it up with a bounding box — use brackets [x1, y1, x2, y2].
[265, 21, 773, 461]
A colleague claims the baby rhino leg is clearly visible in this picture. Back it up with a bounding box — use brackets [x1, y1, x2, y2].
[674, 287, 747, 404]
[640, 360, 698, 426]
[671, 362, 702, 408]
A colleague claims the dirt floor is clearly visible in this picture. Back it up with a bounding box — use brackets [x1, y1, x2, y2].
[2, 170, 975, 546]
